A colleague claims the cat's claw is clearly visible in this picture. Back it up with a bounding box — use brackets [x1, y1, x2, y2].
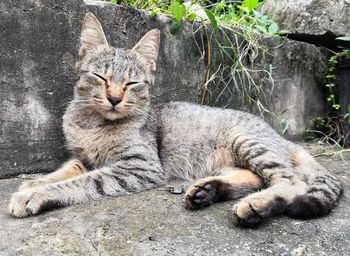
[185, 181, 219, 209]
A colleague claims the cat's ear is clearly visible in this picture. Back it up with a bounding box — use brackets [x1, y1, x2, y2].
[79, 12, 108, 58]
[131, 29, 160, 71]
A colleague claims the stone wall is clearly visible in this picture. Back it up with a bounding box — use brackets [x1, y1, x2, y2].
[262, 0, 350, 36]
[0, 0, 328, 178]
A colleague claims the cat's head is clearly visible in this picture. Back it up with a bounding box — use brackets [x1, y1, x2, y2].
[74, 12, 160, 121]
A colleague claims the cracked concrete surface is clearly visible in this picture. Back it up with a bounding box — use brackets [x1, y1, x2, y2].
[0, 144, 349, 256]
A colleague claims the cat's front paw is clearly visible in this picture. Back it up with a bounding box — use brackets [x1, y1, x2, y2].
[185, 180, 219, 209]
[8, 189, 49, 218]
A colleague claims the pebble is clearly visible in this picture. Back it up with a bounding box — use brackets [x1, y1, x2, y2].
[292, 246, 306, 256]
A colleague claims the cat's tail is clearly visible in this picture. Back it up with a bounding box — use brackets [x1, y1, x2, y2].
[286, 167, 343, 219]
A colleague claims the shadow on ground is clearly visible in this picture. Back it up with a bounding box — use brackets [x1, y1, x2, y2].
[1, 143, 349, 256]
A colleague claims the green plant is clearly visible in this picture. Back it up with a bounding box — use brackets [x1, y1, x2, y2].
[113, 1, 279, 36]
[276, 108, 290, 135]
[198, 24, 275, 114]
[343, 105, 350, 123]
[325, 47, 350, 114]
[325, 47, 350, 111]
[208, 0, 279, 35]
[336, 36, 350, 41]
[186, 1, 278, 118]
[169, 0, 198, 34]
[326, 54, 341, 111]
[308, 37, 350, 145]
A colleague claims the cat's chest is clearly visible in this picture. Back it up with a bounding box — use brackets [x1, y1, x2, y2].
[64, 124, 122, 167]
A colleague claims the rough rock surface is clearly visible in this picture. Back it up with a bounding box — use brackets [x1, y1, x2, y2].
[254, 37, 328, 137]
[1, 144, 349, 255]
[262, 0, 350, 36]
[0, 0, 328, 177]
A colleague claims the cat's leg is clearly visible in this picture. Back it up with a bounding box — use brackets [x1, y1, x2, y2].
[185, 167, 263, 209]
[9, 161, 167, 218]
[230, 136, 342, 227]
[19, 159, 87, 191]
[231, 175, 307, 227]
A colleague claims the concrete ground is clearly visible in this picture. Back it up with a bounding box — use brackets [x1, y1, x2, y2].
[0, 143, 349, 256]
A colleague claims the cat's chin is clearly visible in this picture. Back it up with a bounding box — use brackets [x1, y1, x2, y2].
[97, 109, 126, 121]
[103, 112, 125, 121]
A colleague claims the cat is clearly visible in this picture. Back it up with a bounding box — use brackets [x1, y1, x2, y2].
[8, 12, 342, 227]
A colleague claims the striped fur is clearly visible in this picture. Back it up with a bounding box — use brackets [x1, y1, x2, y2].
[8, 13, 342, 226]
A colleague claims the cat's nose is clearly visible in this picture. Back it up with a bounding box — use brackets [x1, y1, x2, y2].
[107, 96, 122, 106]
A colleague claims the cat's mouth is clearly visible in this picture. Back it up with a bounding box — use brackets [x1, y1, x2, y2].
[94, 105, 124, 120]
[105, 104, 132, 112]
[96, 104, 135, 120]
[99, 104, 119, 112]
[106, 107, 118, 113]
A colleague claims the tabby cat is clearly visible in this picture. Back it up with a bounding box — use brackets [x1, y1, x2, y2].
[9, 13, 342, 227]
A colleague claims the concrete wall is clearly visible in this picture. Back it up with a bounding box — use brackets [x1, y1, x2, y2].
[262, 0, 350, 36]
[0, 0, 328, 178]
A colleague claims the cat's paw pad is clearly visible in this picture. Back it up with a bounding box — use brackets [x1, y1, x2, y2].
[231, 197, 287, 227]
[8, 189, 48, 218]
[185, 182, 219, 209]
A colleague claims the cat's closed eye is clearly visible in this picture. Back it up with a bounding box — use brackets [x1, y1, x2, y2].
[92, 73, 108, 85]
[80, 70, 108, 85]
[125, 81, 138, 87]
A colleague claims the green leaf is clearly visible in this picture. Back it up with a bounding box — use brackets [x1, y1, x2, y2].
[259, 15, 270, 25]
[238, 6, 250, 14]
[169, 1, 186, 22]
[278, 30, 290, 34]
[332, 104, 341, 110]
[254, 25, 268, 34]
[111, 0, 117, 3]
[187, 13, 197, 21]
[150, 8, 161, 17]
[336, 36, 350, 41]
[170, 19, 181, 34]
[268, 22, 279, 35]
[242, 0, 263, 12]
[325, 83, 336, 88]
[204, 9, 218, 31]
[326, 74, 336, 79]
[252, 10, 262, 18]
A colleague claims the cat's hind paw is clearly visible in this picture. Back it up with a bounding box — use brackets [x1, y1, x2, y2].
[231, 197, 287, 227]
[8, 189, 49, 218]
[185, 180, 219, 209]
